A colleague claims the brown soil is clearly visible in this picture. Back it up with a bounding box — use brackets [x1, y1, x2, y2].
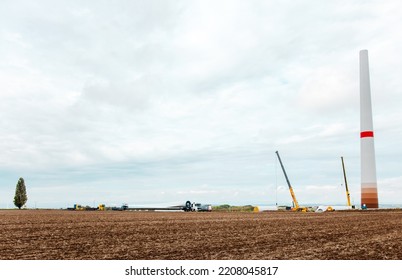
[0, 209, 401, 260]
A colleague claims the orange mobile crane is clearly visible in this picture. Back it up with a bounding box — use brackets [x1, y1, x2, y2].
[275, 151, 302, 211]
[341, 156, 352, 207]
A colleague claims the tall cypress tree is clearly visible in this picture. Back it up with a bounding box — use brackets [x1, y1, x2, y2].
[14, 177, 28, 209]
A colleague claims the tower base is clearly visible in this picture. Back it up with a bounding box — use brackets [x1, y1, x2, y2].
[361, 183, 379, 208]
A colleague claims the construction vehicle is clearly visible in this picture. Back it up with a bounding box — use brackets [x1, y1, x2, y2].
[341, 157, 352, 207]
[314, 158, 355, 213]
[67, 204, 105, 211]
[73, 204, 84, 210]
[192, 202, 212, 212]
[315, 205, 335, 212]
[275, 151, 305, 211]
[72, 204, 90, 211]
[182, 201, 212, 212]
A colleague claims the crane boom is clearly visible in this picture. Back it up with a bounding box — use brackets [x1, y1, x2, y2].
[341, 156, 352, 207]
[275, 151, 299, 209]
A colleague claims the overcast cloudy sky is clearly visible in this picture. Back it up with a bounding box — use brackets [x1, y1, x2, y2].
[1, 0, 401, 208]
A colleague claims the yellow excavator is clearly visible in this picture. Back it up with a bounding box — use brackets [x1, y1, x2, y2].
[275, 151, 306, 212]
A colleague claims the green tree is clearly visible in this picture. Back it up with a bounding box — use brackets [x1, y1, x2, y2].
[14, 177, 28, 209]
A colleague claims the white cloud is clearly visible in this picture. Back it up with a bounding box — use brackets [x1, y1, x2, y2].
[1, 0, 401, 207]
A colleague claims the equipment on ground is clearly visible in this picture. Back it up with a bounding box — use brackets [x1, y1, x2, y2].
[67, 204, 99, 211]
[341, 157, 352, 207]
[111, 204, 128, 211]
[275, 151, 303, 211]
[68, 201, 212, 212]
[183, 201, 212, 212]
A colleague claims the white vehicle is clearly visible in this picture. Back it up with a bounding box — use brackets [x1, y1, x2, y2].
[193, 203, 212, 212]
[184, 201, 212, 212]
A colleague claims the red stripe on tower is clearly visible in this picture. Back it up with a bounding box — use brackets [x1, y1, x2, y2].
[361, 131, 374, 138]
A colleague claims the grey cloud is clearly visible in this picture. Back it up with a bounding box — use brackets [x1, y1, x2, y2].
[1, 0, 401, 207]
[81, 79, 152, 110]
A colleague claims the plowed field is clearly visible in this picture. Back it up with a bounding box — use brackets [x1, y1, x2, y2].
[0, 209, 401, 260]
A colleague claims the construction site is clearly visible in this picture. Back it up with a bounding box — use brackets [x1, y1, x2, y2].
[67, 201, 212, 212]
[63, 151, 356, 214]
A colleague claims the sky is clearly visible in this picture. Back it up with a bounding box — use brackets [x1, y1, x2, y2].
[1, 0, 401, 208]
